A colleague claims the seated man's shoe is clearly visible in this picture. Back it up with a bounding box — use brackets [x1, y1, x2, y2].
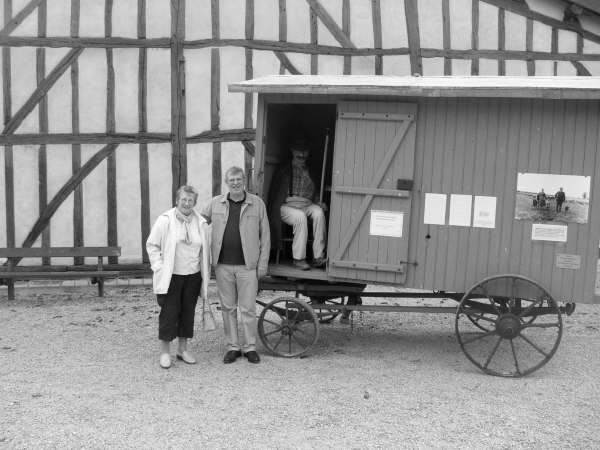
[159, 353, 171, 369]
[293, 259, 311, 270]
[176, 350, 197, 365]
[244, 351, 260, 364]
[311, 257, 326, 268]
[223, 350, 242, 364]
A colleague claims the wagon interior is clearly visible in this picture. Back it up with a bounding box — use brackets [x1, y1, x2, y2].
[262, 102, 336, 279]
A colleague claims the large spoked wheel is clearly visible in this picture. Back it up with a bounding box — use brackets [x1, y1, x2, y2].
[258, 297, 320, 357]
[309, 296, 346, 323]
[455, 274, 563, 377]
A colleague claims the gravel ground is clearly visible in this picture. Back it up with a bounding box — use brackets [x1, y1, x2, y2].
[1, 282, 599, 449]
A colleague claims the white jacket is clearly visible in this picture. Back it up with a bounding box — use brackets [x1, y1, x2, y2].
[146, 208, 211, 298]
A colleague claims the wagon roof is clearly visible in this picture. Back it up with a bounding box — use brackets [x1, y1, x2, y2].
[229, 75, 600, 99]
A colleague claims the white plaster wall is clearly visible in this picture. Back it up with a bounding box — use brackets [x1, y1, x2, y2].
[418, 0, 443, 49]
[185, 48, 212, 136]
[186, 0, 212, 40]
[79, 49, 107, 133]
[219, 47, 246, 130]
[47, 145, 74, 265]
[146, 49, 171, 132]
[147, 143, 173, 226]
[145, 0, 171, 39]
[115, 144, 141, 262]
[114, 49, 139, 132]
[13, 145, 39, 245]
[254, 0, 279, 42]
[11, 47, 37, 133]
[381, 0, 408, 48]
[187, 143, 213, 207]
[81, 145, 107, 247]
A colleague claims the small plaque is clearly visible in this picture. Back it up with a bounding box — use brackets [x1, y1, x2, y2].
[555, 253, 581, 270]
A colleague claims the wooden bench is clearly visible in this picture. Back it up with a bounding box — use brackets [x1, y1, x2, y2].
[0, 246, 121, 300]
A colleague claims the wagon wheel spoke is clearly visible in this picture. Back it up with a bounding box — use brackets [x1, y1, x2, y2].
[261, 317, 282, 327]
[462, 309, 497, 324]
[271, 334, 285, 353]
[522, 322, 560, 329]
[483, 336, 503, 369]
[262, 326, 285, 337]
[510, 339, 522, 376]
[291, 333, 308, 348]
[461, 329, 496, 345]
[517, 333, 550, 358]
[293, 324, 315, 338]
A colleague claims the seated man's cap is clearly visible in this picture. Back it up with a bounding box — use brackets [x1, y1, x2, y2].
[291, 136, 310, 154]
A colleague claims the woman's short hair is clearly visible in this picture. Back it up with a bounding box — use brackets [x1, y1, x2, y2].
[224, 166, 245, 182]
[175, 185, 198, 204]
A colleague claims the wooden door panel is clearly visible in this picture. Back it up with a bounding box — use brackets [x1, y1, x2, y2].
[328, 101, 417, 284]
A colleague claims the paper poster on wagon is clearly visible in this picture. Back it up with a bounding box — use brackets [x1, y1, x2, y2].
[514, 173, 591, 224]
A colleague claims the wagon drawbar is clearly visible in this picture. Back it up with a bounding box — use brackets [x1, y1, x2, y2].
[229, 75, 598, 377]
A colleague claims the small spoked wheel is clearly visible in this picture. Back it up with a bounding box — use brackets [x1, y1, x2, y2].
[258, 297, 320, 357]
[309, 296, 346, 323]
[455, 274, 563, 377]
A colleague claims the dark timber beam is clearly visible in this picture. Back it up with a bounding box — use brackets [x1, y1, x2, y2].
[0, 0, 44, 37]
[404, 0, 422, 75]
[19, 144, 120, 254]
[482, 0, 600, 45]
[305, 0, 356, 48]
[2, 47, 83, 135]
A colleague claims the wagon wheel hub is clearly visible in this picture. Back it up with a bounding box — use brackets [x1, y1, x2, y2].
[495, 313, 521, 339]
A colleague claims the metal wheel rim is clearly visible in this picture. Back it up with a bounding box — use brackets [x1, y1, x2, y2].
[455, 274, 563, 377]
[258, 297, 320, 357]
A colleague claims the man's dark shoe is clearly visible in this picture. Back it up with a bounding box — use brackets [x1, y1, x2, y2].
[293, 259, 311, 270]
[311, 257, 326, 268]
[244, 351, 260, 364]
[223, 350, 242, 364]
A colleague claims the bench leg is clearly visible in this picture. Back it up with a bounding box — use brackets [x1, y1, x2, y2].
[7, 280, 15, 300]
[98, 279, 104, 297]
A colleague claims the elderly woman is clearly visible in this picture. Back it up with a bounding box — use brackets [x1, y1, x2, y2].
[146, 185, 210, 369]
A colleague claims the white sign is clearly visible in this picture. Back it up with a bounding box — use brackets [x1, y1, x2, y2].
[423, 193, 446, 225]
[473, 196, 497, 228]
[449, 194, 472, 227]
[531, 224, 568, 242]
[370, 210, 404, 237]
[555, 254, 581, 270]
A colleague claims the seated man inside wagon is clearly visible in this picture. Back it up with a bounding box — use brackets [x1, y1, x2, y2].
[269, 137, 327, 270]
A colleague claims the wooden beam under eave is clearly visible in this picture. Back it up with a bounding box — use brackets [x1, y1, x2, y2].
[404, 0, 422, 75]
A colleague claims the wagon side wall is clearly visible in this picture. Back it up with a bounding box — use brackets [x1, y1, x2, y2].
[406, 97, 600, 304]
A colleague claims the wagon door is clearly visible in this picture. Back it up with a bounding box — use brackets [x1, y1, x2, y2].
[327, 102, 417, 284]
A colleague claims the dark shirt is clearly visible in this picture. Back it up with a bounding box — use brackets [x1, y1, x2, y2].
[218, 193, 246, 265]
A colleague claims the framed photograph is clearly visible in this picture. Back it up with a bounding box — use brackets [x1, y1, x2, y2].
[515, 173, 590, 224]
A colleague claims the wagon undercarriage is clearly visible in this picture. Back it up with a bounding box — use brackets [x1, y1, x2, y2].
[258, 274, 575, 377]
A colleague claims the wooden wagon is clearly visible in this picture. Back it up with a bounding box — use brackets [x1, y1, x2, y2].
[229, 75, 600, 377]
